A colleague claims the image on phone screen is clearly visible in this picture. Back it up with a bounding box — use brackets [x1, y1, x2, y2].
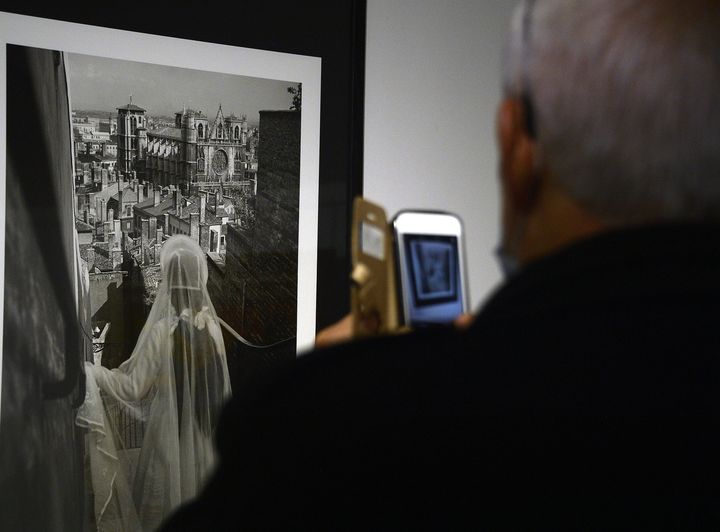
[402, 234, 463, 326]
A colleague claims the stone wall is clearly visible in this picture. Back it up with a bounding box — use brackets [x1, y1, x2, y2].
[228, 110, 299, 344]
[206, 111, 300, 390]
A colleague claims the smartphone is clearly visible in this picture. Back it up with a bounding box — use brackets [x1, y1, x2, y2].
[392, 210, 468, 327]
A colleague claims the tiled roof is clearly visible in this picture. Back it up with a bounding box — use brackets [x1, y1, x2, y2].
[134, 191, 230, 225]
[110, 188, 138, 203]
[75, 219, 94, 233]
[149, 127, 183, 141]
[117, 103, 146, 112]
[92, 242, 114, 272]
[134, 195, 176, 218]
[94, 183, 134, 203]
[77, 153, 102, 164]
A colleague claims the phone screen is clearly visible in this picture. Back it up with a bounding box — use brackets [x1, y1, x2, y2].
[400, 233, 464, 326]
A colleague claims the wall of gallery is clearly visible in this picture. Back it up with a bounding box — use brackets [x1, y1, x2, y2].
[363, 0, 516, 310]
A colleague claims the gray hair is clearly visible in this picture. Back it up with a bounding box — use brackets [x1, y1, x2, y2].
[503, 0, 720, 224]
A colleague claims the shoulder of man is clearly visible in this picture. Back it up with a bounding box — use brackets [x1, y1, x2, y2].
[215, 324, 467, 434]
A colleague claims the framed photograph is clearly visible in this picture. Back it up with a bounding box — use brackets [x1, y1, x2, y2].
[0, 5, 365, 530]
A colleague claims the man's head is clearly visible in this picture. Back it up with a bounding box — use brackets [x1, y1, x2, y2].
[498, 0, 720, 267]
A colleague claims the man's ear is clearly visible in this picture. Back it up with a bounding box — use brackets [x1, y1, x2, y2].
[498, 97, 539, 213]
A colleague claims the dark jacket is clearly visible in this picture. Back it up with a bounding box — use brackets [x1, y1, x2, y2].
[162, 224, 720, 530]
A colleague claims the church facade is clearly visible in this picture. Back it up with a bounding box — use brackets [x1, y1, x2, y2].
[123, 103, 252, 191]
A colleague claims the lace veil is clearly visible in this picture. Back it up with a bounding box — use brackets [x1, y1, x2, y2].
[77, 235, 232, 531]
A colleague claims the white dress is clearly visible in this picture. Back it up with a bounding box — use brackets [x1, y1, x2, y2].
[77, 235, 232, 532]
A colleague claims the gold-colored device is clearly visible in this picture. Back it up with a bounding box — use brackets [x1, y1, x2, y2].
[350, 197, 402, 337]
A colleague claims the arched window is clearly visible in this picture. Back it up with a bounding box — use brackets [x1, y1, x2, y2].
[198, 123, 204, 138]
[217, 125, 223, 138]
[234, 126, 240, 140]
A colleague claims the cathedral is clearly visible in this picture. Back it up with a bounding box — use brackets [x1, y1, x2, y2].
[116, 102, 253, 191]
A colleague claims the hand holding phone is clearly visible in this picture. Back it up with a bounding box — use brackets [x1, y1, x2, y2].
[350, 198, 469, 336]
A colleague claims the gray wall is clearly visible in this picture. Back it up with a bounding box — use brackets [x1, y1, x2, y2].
[364, 0, 517, 309]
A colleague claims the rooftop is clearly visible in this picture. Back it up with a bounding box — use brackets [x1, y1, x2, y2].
[94, 182, 133, 203]
[135, 194, 176, 218]
[75, 219, 94, 233]
[117, 103, 146, 113]
[149, 127, 183, 141]
[110, 188, 138, 203]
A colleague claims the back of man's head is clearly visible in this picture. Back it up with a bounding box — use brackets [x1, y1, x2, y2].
[503, 0, 720, 225]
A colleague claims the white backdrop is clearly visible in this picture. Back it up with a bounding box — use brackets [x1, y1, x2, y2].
[364, 0, 517, 311]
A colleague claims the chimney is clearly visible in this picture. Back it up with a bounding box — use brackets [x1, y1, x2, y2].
[114, 219, 121, 240]
[149, 217, 157, 242]
[200, 191, 206, 223]
[118, 189, 124, 218]
[86, 248, 95, 270]
[141, 219, 150, 261]
[108, 208, 114, 221]
[100, 199, 106, 222]
[190, 213, 200, 241]
[113, 249, 122, 270]
[154, 187, 161, 207]
[164, 213, 170, 234]
[156, 227, 163, 245]
[103, 221, 111, 241]
[108, 231, 116, 250]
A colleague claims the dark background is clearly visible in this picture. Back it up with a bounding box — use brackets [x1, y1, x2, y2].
[1, 1, 367, 331]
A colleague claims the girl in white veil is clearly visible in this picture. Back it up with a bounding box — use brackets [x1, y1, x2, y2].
[77, 235, 232, 531]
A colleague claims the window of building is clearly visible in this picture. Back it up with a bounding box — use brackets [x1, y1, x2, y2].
[198, 124, 204, 138]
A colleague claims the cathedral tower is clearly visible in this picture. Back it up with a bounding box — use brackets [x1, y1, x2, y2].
[116, 97, 147, 174]
[181, 110, 197, 189]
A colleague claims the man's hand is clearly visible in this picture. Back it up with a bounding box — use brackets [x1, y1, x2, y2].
[315, 313, 475, 348]
[314, 314, 353, 348]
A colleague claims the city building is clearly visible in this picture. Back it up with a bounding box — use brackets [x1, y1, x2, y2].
[133, 187, 237, 255]
[143, 105, 253, 191]
[116, 99, 148, 174]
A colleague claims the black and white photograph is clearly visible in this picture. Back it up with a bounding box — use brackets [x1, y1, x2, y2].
[0, 10, 322, 531]
[67, 51, 303, 370]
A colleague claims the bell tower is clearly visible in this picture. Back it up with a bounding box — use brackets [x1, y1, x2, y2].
[116, 96, 147, 174]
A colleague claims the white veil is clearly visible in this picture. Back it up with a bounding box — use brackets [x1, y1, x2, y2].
[77, 235, 232, 531]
